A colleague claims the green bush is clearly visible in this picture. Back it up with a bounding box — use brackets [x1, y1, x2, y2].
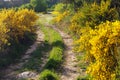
[38, 69, 59, 80]
[30, 0, 47, 12]
[70, 0, 119, 36]
[19, 3, 33, 10]
[54, 3, 66, 12]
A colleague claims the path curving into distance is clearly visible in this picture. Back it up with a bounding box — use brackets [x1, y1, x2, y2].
[39, 13, 80, 80]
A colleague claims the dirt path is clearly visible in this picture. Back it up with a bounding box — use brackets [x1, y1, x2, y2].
[0, 28, 46, 80]
[51, 26, 80, 80]
[39, 13, 80, 80]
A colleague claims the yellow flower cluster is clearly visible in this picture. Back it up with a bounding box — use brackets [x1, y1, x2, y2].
[75, 21, 120, 80]
[52, 11, 60, 16]
[52, 11, 69, 23]
[0, 9, 38, 49]
[70, 11, 83, 36]
[0, 22, 9, 49]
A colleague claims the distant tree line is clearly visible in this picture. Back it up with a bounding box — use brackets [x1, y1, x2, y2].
[0, 0, 30, 8]
[0, 0, 61, 12]
[61, 0, 120, 16]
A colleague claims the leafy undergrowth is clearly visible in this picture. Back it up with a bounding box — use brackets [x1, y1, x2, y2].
[37, 21, 64, 80]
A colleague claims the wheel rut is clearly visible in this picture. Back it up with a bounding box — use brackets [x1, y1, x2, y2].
[51, 25, 80, 80]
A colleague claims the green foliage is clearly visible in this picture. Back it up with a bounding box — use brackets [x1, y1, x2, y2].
[19, 3, 33, 10]
[110, 0, 120, 18]
[70, 0, 119, 36]
[54, 3, 74, 14]
[54, 3, 66, 12]
[77, 74, 91, 80]
[38, 69, 59, 80]
[30, 0, 47, 12]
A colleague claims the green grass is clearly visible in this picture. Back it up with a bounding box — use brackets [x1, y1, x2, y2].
[45, 46, 63, 69]
[77, 75, 91, 80]
[38, 69, 59, 80]
[39, 23, 64, 69]
[37, 21, 64, 80]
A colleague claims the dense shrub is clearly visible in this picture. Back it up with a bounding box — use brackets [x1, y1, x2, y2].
[1, 9, 38, 41]
[0, 9, 38, 50]
[54, 3, 66, 12]
[70, 0, 119, 36]
[75, 21, 120, 80]
[30, 0, 47, 12]
[19, 3, 33, 10]
[52, 11, 70, 23]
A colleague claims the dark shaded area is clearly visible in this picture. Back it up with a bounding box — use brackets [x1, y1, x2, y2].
[0, 32, 36, 69]
[45, 58, 61, 70]
[52, 40, 64, 48]
[21, 41, 52, 72]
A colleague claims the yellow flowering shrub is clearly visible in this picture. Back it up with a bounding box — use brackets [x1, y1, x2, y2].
[0, 22, 9, 49]
[0, 9, 38, 49]
[11, 9, 38, 39]
[75, 21, 120, 80]
[0, 9, 38, 41]
[52, 11, 60, 16]
[52, 11, 70, 23]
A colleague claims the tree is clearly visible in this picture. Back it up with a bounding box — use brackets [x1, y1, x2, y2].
[30, 0, 47, 12]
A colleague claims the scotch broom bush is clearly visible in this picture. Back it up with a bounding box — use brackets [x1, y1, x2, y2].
[75, 21, 120, 80]
[70, 0, 119, 36]
[0, 9, 38, 50]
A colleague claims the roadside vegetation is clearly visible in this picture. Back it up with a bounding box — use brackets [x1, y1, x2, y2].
[52, 0, 120, 80]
